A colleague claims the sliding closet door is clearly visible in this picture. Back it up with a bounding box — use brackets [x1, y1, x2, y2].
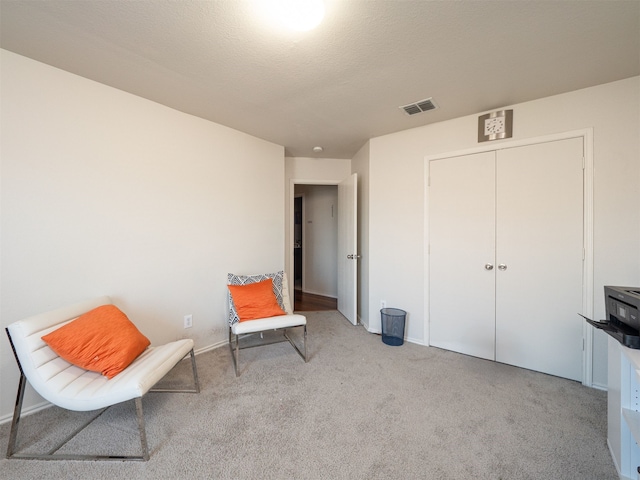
[429, 152, 496, 360]
[495, 138, 584, 381]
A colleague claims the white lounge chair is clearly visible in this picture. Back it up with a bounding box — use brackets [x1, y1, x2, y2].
[4, 296, 200, 461]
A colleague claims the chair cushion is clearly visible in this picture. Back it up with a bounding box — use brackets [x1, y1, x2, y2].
[41, 305, 150, 379]
[227, 271, 286, 325]
[35, 339, 193, 411]
[228, 278, 286, 322]
[231, 313, 307, 335]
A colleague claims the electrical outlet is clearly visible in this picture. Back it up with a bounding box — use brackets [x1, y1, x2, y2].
[380, 300, 386, 309]
[183, 314, 193, 329]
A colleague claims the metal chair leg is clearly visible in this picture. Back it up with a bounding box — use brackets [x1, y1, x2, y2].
[6, 372, 27, 459]
[303, 324, 308, 362]
[230, 323, 307, 376]
[284, 324, 308, 362]
[7, 393, 147, 461]
[189, 349, 201, 393]
[135, 397, 150, 461]
[149, 348, 200, 393]
[234, 333, 240, 377]
[229, 327, 240, 377]
[5, 344, 199, 461]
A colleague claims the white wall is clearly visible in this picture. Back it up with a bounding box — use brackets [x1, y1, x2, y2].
[0, 50, 285, 420]
[295, 185, 338, 297]
[284, 157, 351, 300]
[367, 77, 640, 387]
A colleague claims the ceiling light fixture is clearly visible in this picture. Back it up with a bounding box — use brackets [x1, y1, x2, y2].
[312, 146, 324, 153]
[254, 0, 325, 32]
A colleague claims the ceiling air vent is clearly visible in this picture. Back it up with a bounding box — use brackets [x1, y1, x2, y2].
[400, 97, 437, 116]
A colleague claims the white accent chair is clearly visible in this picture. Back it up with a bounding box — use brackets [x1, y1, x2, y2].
[4, 296, 200, 461]
[228, 272, 307, 376]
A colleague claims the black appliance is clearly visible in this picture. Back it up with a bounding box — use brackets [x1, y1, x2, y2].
[583, 286, 640, 349]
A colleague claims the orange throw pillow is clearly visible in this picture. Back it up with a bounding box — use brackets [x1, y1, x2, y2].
[228, 278, 286, 322]
[41, 304, 150, 379]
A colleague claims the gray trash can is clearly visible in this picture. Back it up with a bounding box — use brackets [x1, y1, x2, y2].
[380, 308, 406, 346]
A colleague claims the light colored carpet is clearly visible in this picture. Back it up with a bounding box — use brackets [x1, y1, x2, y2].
[0, 310, 616, 479]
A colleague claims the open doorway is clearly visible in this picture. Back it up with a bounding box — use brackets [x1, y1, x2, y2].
[293, 184, 338, 311]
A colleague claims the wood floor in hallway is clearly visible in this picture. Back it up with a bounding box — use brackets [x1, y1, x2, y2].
[294, 290, 337, 311]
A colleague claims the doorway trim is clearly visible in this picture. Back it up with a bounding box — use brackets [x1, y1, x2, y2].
[288, 179, 344, 307]
[294, 193, 304, 293]
[424, 128, 594, 386]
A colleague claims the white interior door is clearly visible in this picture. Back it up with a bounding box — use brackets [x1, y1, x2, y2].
[338, 173, 358, 325]
[429, 152, 497, 360]
[495, 138, 584, 381]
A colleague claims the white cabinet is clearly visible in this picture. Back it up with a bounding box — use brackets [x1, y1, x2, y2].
[608, 337, 640, 480]
[428, 137, 584, 381]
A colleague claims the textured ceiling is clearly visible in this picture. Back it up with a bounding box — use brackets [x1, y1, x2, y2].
[1, 0, 639, 158]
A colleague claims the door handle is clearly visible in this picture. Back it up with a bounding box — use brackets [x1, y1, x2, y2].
[498, 264, 507, 271]
[485, 264, 494, 270]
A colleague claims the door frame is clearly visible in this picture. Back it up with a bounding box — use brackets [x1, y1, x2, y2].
[293, 193, 304, 292]
[288, 179, 344, 309]
[424, 128, 594, 386]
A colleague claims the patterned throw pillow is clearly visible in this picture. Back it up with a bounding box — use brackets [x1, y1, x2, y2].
[227, 271, 285, 325]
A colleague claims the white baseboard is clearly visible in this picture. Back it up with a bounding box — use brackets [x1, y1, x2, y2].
[363, 324, 426, 347]
[195, 339, 226, 355]
[300, 288, 337, 299]
[607, 438, 626, 480]
[0, 399, 53, 425]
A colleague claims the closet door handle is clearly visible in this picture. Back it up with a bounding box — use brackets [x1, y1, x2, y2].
[498, 264, 507, 271]
[484, 264, 494, 270]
